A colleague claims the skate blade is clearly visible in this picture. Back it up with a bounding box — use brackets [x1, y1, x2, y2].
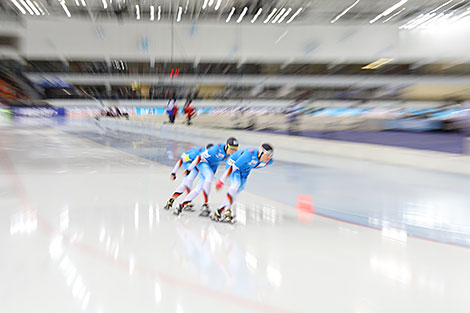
[221, 216, 237, 224]
[210, 215, 221, 222]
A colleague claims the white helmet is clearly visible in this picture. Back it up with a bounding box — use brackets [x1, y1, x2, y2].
[259, 143, 273, 157]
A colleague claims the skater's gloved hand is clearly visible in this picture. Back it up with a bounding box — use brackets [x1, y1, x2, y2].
[170, 173, 176, 180]
[215, 180, 224, 190]
[183, 169, 190, 176]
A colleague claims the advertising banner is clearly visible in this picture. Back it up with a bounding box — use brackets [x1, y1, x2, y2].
[12, 107, 66, 118]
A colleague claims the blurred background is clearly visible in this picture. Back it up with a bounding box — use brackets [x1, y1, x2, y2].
[1, 0, 470, 153]
[3, 2, 470, 313]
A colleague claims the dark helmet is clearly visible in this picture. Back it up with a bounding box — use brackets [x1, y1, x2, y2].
[206, 143, 214, 149]
[225, 137, 239, 150]
[259, 143, 273, 157]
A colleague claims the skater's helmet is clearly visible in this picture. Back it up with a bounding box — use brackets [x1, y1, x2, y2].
[225, 137, 239, 151]
[206, 143, 214, 149]
[259, 143, 273, 157]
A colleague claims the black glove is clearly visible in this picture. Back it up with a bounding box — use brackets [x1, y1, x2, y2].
[170, 173, 176, 180]
[183, 169, 190, 176]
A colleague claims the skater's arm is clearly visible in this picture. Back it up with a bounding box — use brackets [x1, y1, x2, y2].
[218, 166, 233, 185]
[186, 155, 201, 172]
[170, 158, 183, 178]
[216, 152, 245, 189]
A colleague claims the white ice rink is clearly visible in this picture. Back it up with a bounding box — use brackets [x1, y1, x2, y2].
[1, 120, 470, 313]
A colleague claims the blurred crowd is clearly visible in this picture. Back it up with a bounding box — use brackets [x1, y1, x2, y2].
[166, 97, 196, 125]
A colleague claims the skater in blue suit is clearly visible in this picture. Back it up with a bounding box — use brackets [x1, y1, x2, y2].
[163, 144, 213, 210]
[213, 143, 274, 222]
[174, 137, 239, 215]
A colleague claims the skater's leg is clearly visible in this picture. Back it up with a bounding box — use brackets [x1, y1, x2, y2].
[182, 163, 214, 205]
[174, 178, 203, 214]
[181, 175, 204, 205]
[165, 169, 198, 210]
[219, 185, 240, 211]
[171, 183, 185, 199]
[171, 169, 198, 198]
[219, 172, 242, 211]
[201, 164, 214, 205]
[213, 173, 243, 221]
[213, 174, 247, 221]
[184, 169, 198, 193]
[201, 172, 214, 205]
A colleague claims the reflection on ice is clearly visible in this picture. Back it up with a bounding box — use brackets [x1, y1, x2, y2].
[154, 282, 162, 303]
[266, 263, 283, 288]
[369, 255, 411, 285]
[10, 210, 38, 235]
[49, 236, 92, 311]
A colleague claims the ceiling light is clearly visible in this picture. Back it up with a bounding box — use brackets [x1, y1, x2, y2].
[418, 12, 446, 28]
[286, 7, 302, 23]
[251, 8, 262, 23]
[370, 0, 407, 24]
[430, 0, 453, 14]
[150, 5, 154, 20]
[214, 0, 222, 10]
[177, 6, 182, 22]
[400, 12, 435, 29]
[11, 0, 26, 14]
[38, 1, 49, 14]
[331, 0, 360, 23]
[417, 0, 465, 28]
[264, 8, 277, 23]
[272, 8, 286, 23]
[26, 0, 40, 15]
[226, 6, 235, 22]
[19, 0, 34, 14]
[382, 7, 405, 23]
[59, 0, 71, 17]
[237, 7, 248, 23]
[382, 0, 406, 16]
[33, 1, 44, 14]
[278, 8, 292, 23]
